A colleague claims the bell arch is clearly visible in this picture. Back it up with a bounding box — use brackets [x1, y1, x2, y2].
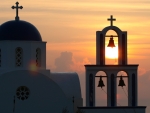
[95, 71, 107, 106]
[96, 26, 127, 65]
[105, 30, 118, 65]
[102, 26, 122, 34]
[117, 71, 128, 106]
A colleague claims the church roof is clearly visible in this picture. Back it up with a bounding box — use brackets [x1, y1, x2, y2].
[0, 20, 42, 41]
[50, 72, 82, 98]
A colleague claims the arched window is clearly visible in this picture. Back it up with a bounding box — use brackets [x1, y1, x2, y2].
[0, 49, 1, 67]
[36, 48, 41, 67]
[15, 47, 23, 67]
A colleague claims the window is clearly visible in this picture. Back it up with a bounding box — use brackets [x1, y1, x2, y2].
[16, 86, 30, 100]
[15, 47, 23, 67]
[36, 48, 41, 67]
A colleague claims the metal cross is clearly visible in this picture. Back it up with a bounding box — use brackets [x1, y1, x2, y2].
[12, 2, 23, 21]
[107, 15, 116, 26]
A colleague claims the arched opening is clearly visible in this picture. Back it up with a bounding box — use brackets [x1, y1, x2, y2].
[36, 48, 41, 67]
[117, 71, 128, 106]
[15, 47, 23, 67]
[95, 71, 107, 106]
[105, 30, 118, 65]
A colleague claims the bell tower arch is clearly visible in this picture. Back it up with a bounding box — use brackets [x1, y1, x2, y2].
[96, 16, 127, 65]
[80, 15, 146, 113]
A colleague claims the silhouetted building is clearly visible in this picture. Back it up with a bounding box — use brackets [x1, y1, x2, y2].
[0, 2, 82, 113]
[78, 15, 146, 113]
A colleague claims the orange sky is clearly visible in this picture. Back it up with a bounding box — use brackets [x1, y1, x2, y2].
[1, 0, 150, 112]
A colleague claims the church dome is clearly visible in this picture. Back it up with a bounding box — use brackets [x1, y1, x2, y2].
[0, 20, 42, 41]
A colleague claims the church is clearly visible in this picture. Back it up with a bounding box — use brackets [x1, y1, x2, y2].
[0, 2, 147, 113]
[0, 2, 82, 113]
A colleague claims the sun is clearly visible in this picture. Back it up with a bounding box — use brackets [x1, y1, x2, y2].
[105, 45, 118, 59]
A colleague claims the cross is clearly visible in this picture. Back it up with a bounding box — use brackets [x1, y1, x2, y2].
[12, 2, 23, 21]
[107, 15, 116, 26]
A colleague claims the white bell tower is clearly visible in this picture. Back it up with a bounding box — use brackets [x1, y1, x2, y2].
[78, 15, 146, 113]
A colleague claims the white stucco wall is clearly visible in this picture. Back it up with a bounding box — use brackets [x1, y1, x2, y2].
[50, 72, 82, 98]
[0, 70, 74, 113]
[0, 41, 46, 70]
[50, 72, 83, 111]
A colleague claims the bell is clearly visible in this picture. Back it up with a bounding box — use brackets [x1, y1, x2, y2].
[98, 76, 105, 88]
[107, 35, 115, 48]
[118, 75, 125, 87]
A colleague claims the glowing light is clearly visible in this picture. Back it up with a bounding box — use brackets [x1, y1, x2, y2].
[28, 61, 38, 74]
[105, 45, 118, 59]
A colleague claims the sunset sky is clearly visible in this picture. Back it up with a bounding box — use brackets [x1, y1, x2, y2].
[1, 0, 150, 112]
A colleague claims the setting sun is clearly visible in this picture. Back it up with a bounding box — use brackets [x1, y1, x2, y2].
[105, 45, 118, 59]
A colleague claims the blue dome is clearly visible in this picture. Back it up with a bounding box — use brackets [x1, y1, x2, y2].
[0, 20, 42, 41]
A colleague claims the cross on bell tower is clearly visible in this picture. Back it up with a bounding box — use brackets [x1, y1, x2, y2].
[11, 2, 23, 21]
[107, 15, 116, 26]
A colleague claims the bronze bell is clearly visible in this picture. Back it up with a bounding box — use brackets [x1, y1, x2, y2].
[107, 35, 115, 48]
[118, 75, 125, 87]
[98, 76, 105, 88]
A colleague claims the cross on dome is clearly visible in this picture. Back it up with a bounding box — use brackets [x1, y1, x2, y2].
[107, 15, 116, 26]
[11, 2, 23, 21]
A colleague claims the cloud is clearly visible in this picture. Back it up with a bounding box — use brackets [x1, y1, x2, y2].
[70, 57, 91, 74]
[54, 51, 91, 73]
[54, 51, 73, 72]
[138, 70, 150, 113]
[53, 51, 91, 105]
[138, 70, 150, 91]
[138, 67, 147, 76]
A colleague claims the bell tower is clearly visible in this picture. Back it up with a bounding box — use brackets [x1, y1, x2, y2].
[96, 15, 127, 65]
[78, 15, 146, 113]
